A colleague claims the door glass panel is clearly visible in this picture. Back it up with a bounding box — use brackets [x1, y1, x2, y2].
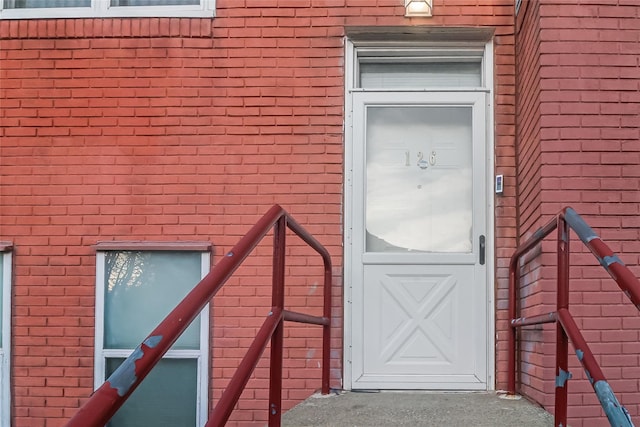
[365, 106, 473, 253]
[104, 251, 201, 350]
[106, 358, 197, 427]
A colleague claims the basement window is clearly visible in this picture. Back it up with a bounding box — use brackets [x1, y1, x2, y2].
[0, 0, 215, 19]
[94, 242, 211, 427]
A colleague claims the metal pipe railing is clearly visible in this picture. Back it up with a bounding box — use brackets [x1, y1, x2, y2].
[508, 207, 637, 427]
[563, 208, 640, 308]
[556, 309, 633, 427]
[507, 215, 559, 398]
[66, 204, 332, 427]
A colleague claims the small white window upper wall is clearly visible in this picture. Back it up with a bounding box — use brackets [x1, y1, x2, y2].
[0, 0, 215, 19]
[0, 245, 12, 427]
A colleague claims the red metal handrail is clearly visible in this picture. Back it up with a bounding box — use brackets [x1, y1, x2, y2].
[508, 207, 638, 427]
[66, 204, 332, 427]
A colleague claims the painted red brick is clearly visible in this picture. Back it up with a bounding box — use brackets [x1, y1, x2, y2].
[0, 1, 519, 426]
[516, 0, 640, 425]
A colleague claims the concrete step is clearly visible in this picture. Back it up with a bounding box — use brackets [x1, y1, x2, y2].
[282, 391, 553, 427]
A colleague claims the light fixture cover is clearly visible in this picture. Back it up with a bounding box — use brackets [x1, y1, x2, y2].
[405, 0, 433, 17]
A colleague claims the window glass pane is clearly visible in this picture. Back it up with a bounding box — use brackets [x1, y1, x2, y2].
[359, 61, 482, 89]
[104, 251, 202, 350]
[110, 0, 199, 5]
[106, 358, 197, 427]
[4, 0, 90, 8]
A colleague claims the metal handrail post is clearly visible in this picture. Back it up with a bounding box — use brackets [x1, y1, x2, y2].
[269, 217, 286, 427]
[321, 254, 332, 395]
[507, 256, 518, 395]
[557, 309, 634, 427]
[285, 216, 333, 395]
[554, 217, 570, 427]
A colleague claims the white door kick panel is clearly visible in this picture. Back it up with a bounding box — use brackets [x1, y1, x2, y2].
[362, 267, 480, 374]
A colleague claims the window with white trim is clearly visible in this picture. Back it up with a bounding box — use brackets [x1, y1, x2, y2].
[0, 0, 215, 19]
[355, 48, 486, 89]
[95, 244, 210, 427]
[0, 244, 12, 427]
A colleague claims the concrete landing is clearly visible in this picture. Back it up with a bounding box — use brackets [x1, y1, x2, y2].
[282, 391, 553, 427]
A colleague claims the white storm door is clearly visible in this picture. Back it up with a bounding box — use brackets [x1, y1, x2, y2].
[350, 91, 488, 390]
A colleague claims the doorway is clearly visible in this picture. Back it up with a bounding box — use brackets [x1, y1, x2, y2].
[344, 41, 494, 390]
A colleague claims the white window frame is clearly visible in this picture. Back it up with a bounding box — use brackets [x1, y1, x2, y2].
[0, 244, 12, 427]
[0, 0, 215, 19]
[94, 244, 210, 427]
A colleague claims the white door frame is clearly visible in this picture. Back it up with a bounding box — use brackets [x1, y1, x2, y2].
[342, 38, 496, 391]
[0, 249, 11, 427]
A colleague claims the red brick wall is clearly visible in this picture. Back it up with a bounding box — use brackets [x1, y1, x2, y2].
[516, 1, 640, 425]
[0, 1, 516, 426]
[514, 0, 555, 410]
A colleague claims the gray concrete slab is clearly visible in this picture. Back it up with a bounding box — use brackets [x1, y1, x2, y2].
[282, 391, 554, 427]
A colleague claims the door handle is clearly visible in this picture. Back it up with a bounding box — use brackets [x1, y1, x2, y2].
[479, 235, 486, 265]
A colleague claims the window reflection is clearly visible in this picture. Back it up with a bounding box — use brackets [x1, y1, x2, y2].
[106, 358, 198, 427]
[365, 106, 473, 253]
[106, 251, 151, 293]
[104, 251, 201, 350]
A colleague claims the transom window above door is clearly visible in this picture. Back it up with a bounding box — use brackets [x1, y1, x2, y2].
[354, 47, 486, 90]
[0, 0, 215, 19]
